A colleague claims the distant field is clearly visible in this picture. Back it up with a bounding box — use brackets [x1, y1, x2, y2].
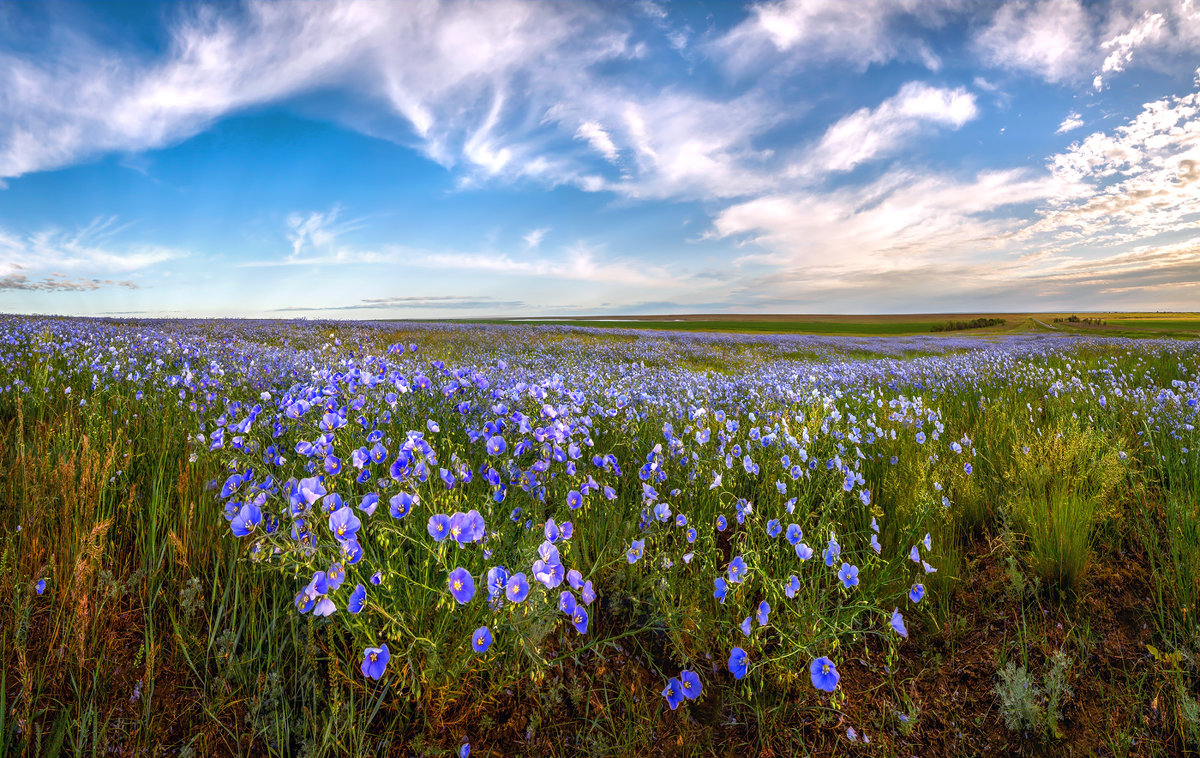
[491, 317, 944, 335]
[466, 313, 1200, 337]
[1105, 318, 1200, 331]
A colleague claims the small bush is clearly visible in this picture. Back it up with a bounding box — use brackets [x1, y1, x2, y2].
[996, 651, 1073, 740]
[996, 661, 1041, 733]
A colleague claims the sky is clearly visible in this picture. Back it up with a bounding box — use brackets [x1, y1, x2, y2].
[1, 0, 1199, 318]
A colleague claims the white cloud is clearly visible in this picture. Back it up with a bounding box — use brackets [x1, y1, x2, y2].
[798, 82, 977, 175]
[1094, 10, 1166, 90]
[574, 121, 620, 163]
[0, 0, 634, 184]
[1032, 92, 1200, 247]
[718, 0, 963, 73]
[523, 227, 549, 249]
[414, 242, 677, 289]
[709, 168, 1061, 271]
[285, 204, 370, 258]
[1056, 111, 1084, 134]
[975, 0, 1093, 83]
[0, 216, 181, 283]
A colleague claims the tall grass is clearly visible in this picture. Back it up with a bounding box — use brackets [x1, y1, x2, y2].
[1004, 424, 1124, 595]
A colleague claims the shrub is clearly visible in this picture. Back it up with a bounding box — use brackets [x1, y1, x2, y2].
[1005, 424, 1124, 595]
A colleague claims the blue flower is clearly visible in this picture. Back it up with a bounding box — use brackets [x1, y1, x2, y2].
[909, 583, 925, 603]
[716, 515, 727, 531]
[505, 572, 530, 603]
[728, 647, 748, 679]
[487, 566, 510, 601]
[756, 600, 770, 626]
[679, 669, 702, 700]
[328, 506, 361, 541]
[326, 563, 345, 591]
[785, 574, 800, 598]
[786, 523, 803, 545]
[890, 608, 908, 638]
[389, 492, 413, 519]
[823, 537, 841, 567]
[447, 567, 475, 605]
[810, 656, 839, 692]
[766, 519, 782, 538]
[740, 616, 752, 636]
[361, 643, 390, 680]
[713, 577, 728, 604]
[427, 514, 450, 541]
[663, 678, 684, 710]
[838, 562, 860, 589]
[870, 533, 881, 554]
[626, 539, 645, 564]
[36, 579, 46, 595]
[795, 542, 813, 560]
[359, 493, 379, 516]
[486, 435, 506, 455]
[727, 556, 747, 583]
[349, 584, 366, 614]
[231, 502, 262, 537]
[370, 571, 382, 585]
[472, 626, 493, 653]
[571, 606, 589, 634]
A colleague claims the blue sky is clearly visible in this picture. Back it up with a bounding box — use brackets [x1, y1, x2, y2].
[2, 0, 1199, 317]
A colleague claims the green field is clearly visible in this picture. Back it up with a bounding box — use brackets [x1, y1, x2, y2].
[3, 317, 1199, 757]
[465, 313, 1200, 338]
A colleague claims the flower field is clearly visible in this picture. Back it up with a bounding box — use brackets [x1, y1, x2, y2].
[2, 316, 1198, 755]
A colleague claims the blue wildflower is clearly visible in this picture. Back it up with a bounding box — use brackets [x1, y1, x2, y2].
[838, 562, 860, 589]
[231, 502, 262, 537]
[663, 678, 684, 710]
[505, 572, 530, 603]
[626, 539, 645, 564]
[727, 556, 747, 583]
[361, 644, 390, 680]
[728, 647, 748, 679]
[472, 626, 493, 653]
[448, 567, 475, 604]
[349, 584, 366, 614]
[679, 670, 702, 700]
[810, 656, 840, 692]
[427, 513, 450, 541]
[328, 506, 361, 542]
